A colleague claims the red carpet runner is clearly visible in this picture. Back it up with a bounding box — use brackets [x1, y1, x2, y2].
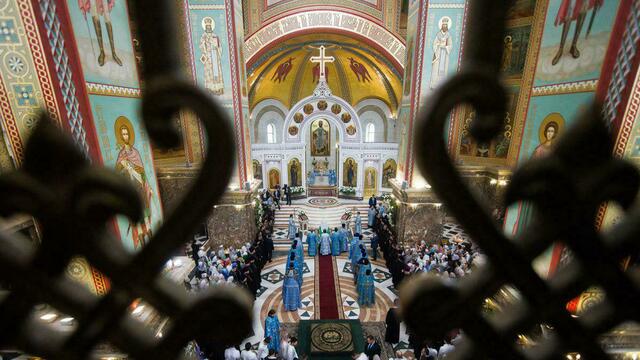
[318, 255, 340, 319]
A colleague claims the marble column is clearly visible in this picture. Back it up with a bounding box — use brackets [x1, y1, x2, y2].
[389, 166, 510, 246]
[157, 167, 261, 249]
[390, 179, 445, 246]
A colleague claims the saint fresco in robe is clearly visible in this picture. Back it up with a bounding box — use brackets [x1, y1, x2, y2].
[269, 169, 280, 189]
[115, 116, 153, 249]
[430, 16, 453, 90]
[288, 158, 302, 187]
[382, 159, 397, 188]
[343, 158, 357, 187]
[311, 120, 330, 156]
[533, 113, 564, 159]
[199, 17, 225, 95]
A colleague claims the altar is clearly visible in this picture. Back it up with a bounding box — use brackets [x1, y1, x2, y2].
[308, 172, 337, 196]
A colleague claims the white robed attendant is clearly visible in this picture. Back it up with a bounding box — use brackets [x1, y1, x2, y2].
[319, 229, 332, 255]
[288, 216, 297, 239]
[354, 213, 362, 235]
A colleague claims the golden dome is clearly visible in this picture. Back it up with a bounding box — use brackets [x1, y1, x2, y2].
[248, 33, 403, 114]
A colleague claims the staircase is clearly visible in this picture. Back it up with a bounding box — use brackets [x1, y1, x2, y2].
[271, 202, 372, 251]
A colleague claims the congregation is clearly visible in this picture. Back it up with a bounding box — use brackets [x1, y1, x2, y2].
[183, 190, 482, 359]
[185, 202, 276, 299]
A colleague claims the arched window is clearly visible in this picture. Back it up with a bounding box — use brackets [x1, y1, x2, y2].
[267, 123, 276, 144]
[365, 123, 375, 142]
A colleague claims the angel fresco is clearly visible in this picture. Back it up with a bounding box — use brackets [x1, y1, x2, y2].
[272, 57, 295, 83]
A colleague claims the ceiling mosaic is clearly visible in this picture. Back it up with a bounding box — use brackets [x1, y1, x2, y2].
[248, 33, 403, 113]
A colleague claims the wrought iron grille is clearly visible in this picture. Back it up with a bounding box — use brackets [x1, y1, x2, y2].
[0, 0, 252, 358]
[402, 0, 640, 359]
[0, 0, 637, 359]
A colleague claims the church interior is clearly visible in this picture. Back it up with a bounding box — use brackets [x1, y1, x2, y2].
[0, 0, 639, 359]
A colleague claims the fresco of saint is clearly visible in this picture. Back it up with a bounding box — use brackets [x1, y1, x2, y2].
[199, 17, 225, 95]
[115, 116, 153, 249]
[311, 120, 330, 156]
[430, 17, 453, 90]
[533, 113, 564, 159]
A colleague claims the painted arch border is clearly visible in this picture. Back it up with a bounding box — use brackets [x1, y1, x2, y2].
[244, 10, 406, 73]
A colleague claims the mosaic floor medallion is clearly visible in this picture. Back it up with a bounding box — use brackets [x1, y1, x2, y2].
[310, 322, 354, 353]
[307, 197, 340, 208]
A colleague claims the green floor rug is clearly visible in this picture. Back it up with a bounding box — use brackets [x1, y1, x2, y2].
[297, 320, 365, 360]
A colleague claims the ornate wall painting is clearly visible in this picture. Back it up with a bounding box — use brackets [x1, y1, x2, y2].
[459, 87, 519, 159]
[507, 0, 537, 20]
[268, 168, 280, 189]
[271, 57, 295, 83]
[288, 158, 302, 187]
[534, 0, 622, 87]
[403, 34, 416, 97]
[382, 159, 397, 188]
[518, 92, 594, 163]
[90, 94, 163, 251]
[310, 119, 330, 156]
[253, 159, 262, 181]
[600, 92, 640, 231]
[364, 167, 377, 197]
[501, 25, 532, 79]
[420, 4, 465, 95]
[66, 0, 139, 88]
[343, 157, 357, 187]
[189, 7, 232, 101]
[0, 0, 64, 161]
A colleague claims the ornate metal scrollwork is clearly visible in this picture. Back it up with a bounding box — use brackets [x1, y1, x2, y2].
[0, 0, 252, 359]
[402, 0, 640, 359]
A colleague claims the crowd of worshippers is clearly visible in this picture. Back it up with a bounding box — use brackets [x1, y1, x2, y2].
[399, 234, 485, 279]
[370, 207, 484, 289]
[185, 204, 276, 299]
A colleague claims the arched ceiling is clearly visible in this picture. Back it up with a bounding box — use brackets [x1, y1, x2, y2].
[248, 33, 403, 114]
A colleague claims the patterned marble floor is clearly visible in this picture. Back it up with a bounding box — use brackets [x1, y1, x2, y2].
[243, 249, 411, 351]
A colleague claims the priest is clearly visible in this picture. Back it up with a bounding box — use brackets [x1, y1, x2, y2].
[339, 224, 350, 253]
[331, 228, 341, 256]
[357, 269, 375, 307]
[306, 229, 317, 257]
[287, 214, 296, 240]
[264, 309, 280, 352]
[282, 262, 301, 311]
[320, 229, 332, 256]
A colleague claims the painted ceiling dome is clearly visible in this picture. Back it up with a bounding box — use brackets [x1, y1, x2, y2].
[247, 33, 403, 114]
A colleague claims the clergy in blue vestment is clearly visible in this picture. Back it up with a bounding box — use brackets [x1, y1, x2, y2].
[293, 239, 304, 262]
[286, 250, 303, 287]
[349, 234, 360, 262]
[367, 205, 376, 227]
[288, 214, 296, 240]
[282, 263, 301, 311]
[355, 211, 362, 235]
[357, 269, 375, 307]
[353, 247, 366, 283]
[339, 224, 349, 253]
[356, 257, 372, 286]
[264, 309, 280, 351]
[319, 229, 331, 255]
[330, 228, 341, 256]
[306, 229, 317, 256]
